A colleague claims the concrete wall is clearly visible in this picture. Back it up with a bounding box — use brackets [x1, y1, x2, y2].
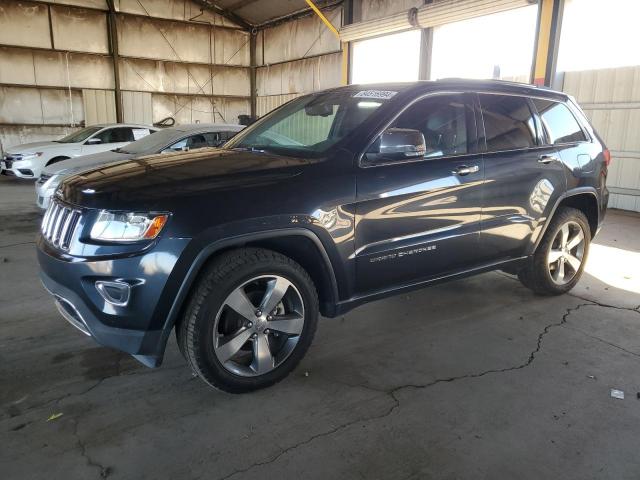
[256, 6, 343, 116]
[0, 0, 250, 154]
[563, 66, 640, 212]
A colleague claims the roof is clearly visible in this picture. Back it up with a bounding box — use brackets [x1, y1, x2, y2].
[90, 123, 159, 129]
[168, 123, 245, 133]
[319, 79, 569, 101]
[193, 0, 340, 28]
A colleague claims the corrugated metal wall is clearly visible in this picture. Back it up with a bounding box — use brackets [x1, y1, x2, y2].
[0, 0, 251, 154]
[563, 66, 640, 212]
[256, 6, 343, 115]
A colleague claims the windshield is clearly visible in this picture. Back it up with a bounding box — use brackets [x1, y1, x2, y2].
[55, 127, 102, 143]
[225, 90, 392, 155]
[115, 128, 184, 154]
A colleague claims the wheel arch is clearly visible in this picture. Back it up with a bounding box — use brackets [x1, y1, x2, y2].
[162, 228, 340, 346]
[556, 191, 599, 238]
[530, 188, 600, 255]
[45, 156, 71, 167]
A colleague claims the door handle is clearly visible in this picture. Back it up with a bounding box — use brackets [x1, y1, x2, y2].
[538, 154, 559, 164]
[452, 165, 479, 176]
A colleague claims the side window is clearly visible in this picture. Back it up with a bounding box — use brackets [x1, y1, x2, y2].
[185, 134, 209, 149]
[166, 138, 187, 152]
[387, 94, 470, 158]
[93, 127, 134, 144]
[479, 94, 537, 152]
[203, 132, 222, 147]
[531, 99, 587, 144]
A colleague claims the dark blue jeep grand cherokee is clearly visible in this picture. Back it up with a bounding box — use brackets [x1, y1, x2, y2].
[38, 79, 609, 392]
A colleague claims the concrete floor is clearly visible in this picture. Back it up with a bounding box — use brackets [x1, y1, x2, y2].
[2, 175, 640, 480]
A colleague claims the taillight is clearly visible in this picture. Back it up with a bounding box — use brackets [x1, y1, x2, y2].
[603, 148, 611, 166]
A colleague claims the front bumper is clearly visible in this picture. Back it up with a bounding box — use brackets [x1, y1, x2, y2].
[1, 159, 37, 178]
[38, 235, 191, 367]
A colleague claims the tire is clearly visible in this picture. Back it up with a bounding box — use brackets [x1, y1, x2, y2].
[177, 248, 319, 393]
[518, 207, 591, 295]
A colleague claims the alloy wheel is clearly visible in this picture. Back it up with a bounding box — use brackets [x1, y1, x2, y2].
[213, 275, 305, 377]
[547, 220, 586, 285]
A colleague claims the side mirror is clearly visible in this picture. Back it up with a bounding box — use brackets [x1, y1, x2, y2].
[365, 128, 426, 164]
[85, 137, 102, 145]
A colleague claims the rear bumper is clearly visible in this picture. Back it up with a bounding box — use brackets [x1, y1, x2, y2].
[38, 236, 191, 367]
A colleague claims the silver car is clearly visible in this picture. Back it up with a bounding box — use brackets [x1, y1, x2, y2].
[2, 124, 158, 179]
[35, 123, 244, 209]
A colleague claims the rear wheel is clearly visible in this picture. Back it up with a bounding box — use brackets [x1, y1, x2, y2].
[518, 207, 590, 295]
[177, 248, 318, 393]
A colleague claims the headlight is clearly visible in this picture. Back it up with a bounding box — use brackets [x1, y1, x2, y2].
[90, 211, 169, 242]
[44, 174, 61, 188]
[22, 152, 44, 159]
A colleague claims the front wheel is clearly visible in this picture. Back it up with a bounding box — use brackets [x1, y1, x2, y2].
[518, 207, 591, 295]
[177, 248, 318, 393]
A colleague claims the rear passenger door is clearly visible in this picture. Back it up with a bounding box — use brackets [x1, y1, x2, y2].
[478, 93, 566, 262]
[530, 98, 592, 192]
[355, 93, 483, 294]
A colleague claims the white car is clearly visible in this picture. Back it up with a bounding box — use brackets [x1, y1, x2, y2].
[1, 124, 158, 180]
[35, 123, 244, 209]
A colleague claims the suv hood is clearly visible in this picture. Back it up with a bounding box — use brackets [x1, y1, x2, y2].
[42, 150, 132, 177]
[7, 141, 70, 154]
[60, 148, 313, 210]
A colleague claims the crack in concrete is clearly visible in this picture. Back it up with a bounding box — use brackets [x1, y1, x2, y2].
[0, 240, 36, 249]
[567, 292, 640, 316]
[72, 419, 112, 479]
[216, 303, 590, 480]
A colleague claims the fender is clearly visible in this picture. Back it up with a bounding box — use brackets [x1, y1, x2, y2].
[152, 227, 341, 361]
[528, 186, 600, 255]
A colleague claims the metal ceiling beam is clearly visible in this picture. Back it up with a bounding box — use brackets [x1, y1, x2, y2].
[255, 0, 343, 30]
[191, 0, 253, 29]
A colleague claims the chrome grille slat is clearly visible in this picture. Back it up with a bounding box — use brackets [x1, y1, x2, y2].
[41, 200, 82, 251]
[46, 204, 60, 238]
[52, 209, 69, 245]
[58, 210, 73, 247]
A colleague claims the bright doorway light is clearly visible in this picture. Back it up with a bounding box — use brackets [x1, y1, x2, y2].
[430, 6, 537, 81]
[558, 0, 640, 72]
[351, 30, 421, 84]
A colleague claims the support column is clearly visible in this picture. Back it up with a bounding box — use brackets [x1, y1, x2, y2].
[418, 27, 433, 81]
[249, 31, 257, 120]
[106, 0, 123, 123]
[531, 0, 565, 87]
[341, 0, 353, 85]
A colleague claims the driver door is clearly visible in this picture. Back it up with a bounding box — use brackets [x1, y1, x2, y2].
[81, 127, 134, 155]
[354, 93, 484, 294]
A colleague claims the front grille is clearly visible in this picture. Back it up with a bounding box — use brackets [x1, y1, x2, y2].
[41, 200, 82, 251]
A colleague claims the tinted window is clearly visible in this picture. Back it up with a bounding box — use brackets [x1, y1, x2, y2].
[532, 99, 587, 144]
[226, 90, 390, 156]
[480, 94, 536, 152]
[94, 127, 134, 144]
[203, 132, 222, 146]
[389, 94, 470, 158]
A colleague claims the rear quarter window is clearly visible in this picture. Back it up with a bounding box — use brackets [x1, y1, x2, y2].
[531, 98, 587, 144]
[479, 94, 537, 152]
